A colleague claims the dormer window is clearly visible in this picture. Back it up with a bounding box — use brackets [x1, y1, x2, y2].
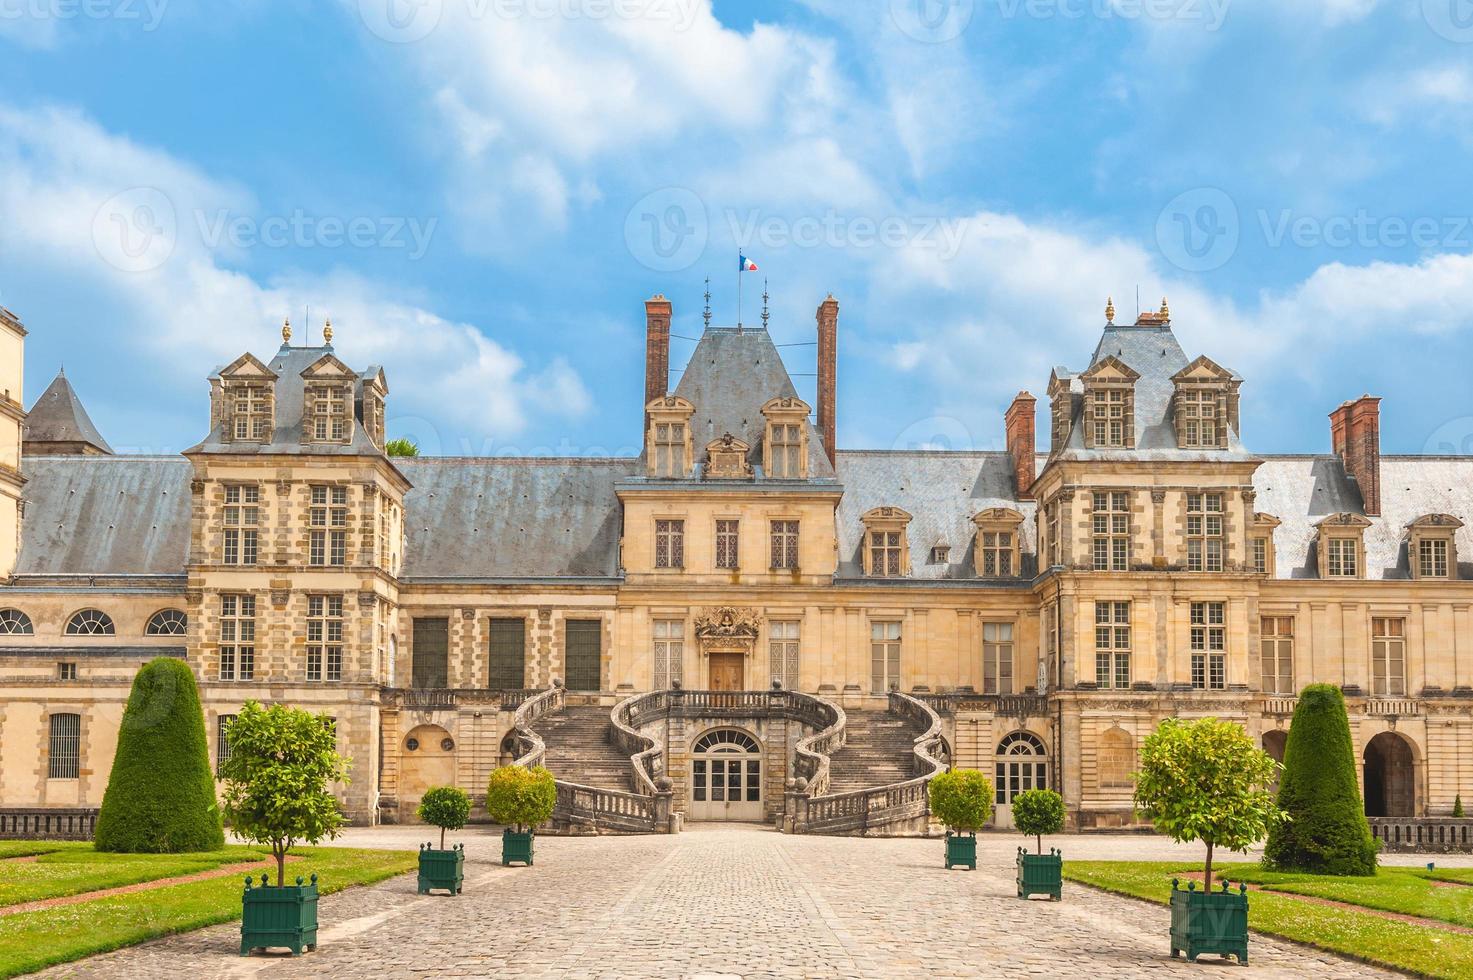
[1250, 512, 1281, 577]
[1171, 356, 1240, 451]
[704, 433, 753, 480]
[972, 508, 1025, 578]
[1177, 390, 1218, 448]
[761, 397, 811, 480]
[1080, 357, 1138, 450]
[646, 396, 695, 479]
[1095, 389, 1128, 446]
[1408, 514, 1462, 580]
[861, 506, 912, 577]
[311, 385, 350, 442]
[1314, 513, 1371, 579]
[232, 384, 271, 441]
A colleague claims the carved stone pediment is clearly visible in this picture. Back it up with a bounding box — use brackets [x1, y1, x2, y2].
[705, 432, 753, 480]
[693, 606, 763, 650]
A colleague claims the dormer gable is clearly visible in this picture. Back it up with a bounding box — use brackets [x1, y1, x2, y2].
[1314, 512, 1372, 579]
[301, 353, 358, 445]
[704, 432, 752, 480]
[1079, 356, 1139, 449]
[646, 395, 695, 478]
[761, 396, 811, 480]
[860, 505, 912, 577]
[1170, 355, 1240, 450]
[213, 353, 278, 444]
[357, 366, 389, 449]
[1407, 513, 1463, 580]
[1046, 369, 1077, 454]
[972, 507, 1025, 578]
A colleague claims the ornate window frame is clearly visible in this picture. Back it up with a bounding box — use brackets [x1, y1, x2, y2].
[704, 432, 752, 480]
[861, 506, 912, 577]
[645, 396, 695, 479]
[1079, 356, 1139, 450]
[1407, 513, 1462, 581]
[972, 507, 1024, 578]
[1314, 513, 1371, 579]
[1249, 512, 1281, 577]
[760, 396, 810, 480]
[1170, 356, 1240, 451]
[214, 354, 278, 445]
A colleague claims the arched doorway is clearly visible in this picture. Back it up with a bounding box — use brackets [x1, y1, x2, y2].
[1364, 732, 1417, 817]
[1262, 730, 1288, 794]
[994, 731, 1048, 830]
[690, 728, 763, 821]
[400, 724, 456, 806]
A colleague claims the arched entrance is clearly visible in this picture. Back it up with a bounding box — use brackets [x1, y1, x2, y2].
[400, 724, 456, 806]
[1364, 732, 1417, 817]
[1262, 730, 1288, 794]
[690, 728, 763, 821]
[994, 731, 1048, 830]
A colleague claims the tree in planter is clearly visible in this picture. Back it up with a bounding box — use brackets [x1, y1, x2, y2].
[928, 769, 993, 870]
[418, 786, 472, 850]
[95, 658, 225, 853]
[1012, 788, 1065, 854]
[1262, 684, 1378, 876]
[218, 701, 349, 887]
[486, 765, 556, 832]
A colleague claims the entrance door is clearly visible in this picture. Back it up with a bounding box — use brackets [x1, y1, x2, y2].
[993, 731, 1048, 831]
[709, 652, 745, 691]
[690, 728, 764, 821]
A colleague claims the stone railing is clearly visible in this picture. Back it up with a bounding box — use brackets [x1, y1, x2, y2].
[1369, 817, 1473, 853]
[0, 808, 99, 841]
[1365, 698, 1421, 717]
[1263, 696, 1298, 716]
[383, 688, 538, 711]
[919, 692, 1049, 719]
[509, 683, 566, 769]
[611, 691, 664, 796]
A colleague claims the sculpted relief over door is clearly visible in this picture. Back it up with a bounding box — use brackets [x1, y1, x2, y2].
[694, 606, 762, 692]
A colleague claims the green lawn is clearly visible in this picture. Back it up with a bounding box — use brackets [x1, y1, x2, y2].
[0, 842, 83, 860]
[0, 845, 265, 907]
[1064, 860, 1473, 979]
[0, 846, 417, 978]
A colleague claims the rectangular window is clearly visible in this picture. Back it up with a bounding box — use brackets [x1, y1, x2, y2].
[1420, 538, 1450, 578]
[488, 618, 526, 690]
[769, 423, 802, 478]
[564, 619, 602, 692]
[1371, 617, 1406, 697]
[219, 594, 255, 681]
[869, 530, 903, 576]
[1327, 537, 1358, 577]
[771, 520, 799, 570]
[411, 617, 449, 689]
[1261, 617, 1294, 695]
[653, 619, 684, 690]
[232, 385, 269, 441]
[981, 531, 1013, 577]
[1092, 492, 1130, 571]
[1093, 388, 1128, 446]
[1186, 493, 1225, 573]
[654, 519, 684, 569]
[1094, 601, 1130, 688]
[309, 486, 350, 566]
[1251, 536, 1268, 574]
[715, 519, 740, 570]
[1190, 601, 1226, 690]
[870, 621, 902, 694]
[58, 662, 77, 681]
[312, 386, 348, 441]
[769, 621, 800, 691]
[982, 622, 1014, 695]
[1179, 390, 1219, 448]
[654, 422, 685, 478]
[48, 713, 81, 779]
[216, 714, 236, 767]
[222, 484, 260, 566]
[1045, 501, 1061, 566]
[306, 594, 345, 682]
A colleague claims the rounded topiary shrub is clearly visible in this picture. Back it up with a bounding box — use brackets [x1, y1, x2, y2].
[94, 658, 225, 853]
[486, 765, 556, 833]
[1012, 788, 1066, 853]
[928, 769, 994, 833]
[1263, 684, 1378, 875]
[418, 785, 472, 849]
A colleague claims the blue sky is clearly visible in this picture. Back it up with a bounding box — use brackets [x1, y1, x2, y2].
[2, 0, 1472, 458]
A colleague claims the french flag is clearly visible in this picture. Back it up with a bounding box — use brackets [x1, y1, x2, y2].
[739, 254, 758, 272]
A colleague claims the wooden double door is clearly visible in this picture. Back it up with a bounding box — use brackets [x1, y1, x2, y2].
[708, 652, 745, 691]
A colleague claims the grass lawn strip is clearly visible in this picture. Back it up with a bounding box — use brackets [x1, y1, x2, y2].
[0, 843, 78, 860]
[0, 845, 264, 908]
[0, 846, 416, 978]
[1, 855, 294, 916]
[1203, 864, 1473, 932]
[1064, 860, 1473, 979]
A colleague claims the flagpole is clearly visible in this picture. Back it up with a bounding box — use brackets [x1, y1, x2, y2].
[737, 255, 743, 332]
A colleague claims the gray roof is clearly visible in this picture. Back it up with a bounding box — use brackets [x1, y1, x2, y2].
[14, 457, 192, 575]
[835, 451, 1039, 580]
[396, 457, 636, 581]
[24, 372, 113, 453]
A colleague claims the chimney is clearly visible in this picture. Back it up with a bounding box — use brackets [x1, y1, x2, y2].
[816, 294, 838, 467]
[1330, 394, 1381, 517]
[643, 294, 672, 428]
[1005, 391, 1038, 499]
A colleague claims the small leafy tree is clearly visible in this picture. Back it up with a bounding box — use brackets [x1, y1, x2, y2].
[486, 766, 556, 833]
[218, 702, 349, 886]
[927, 769, 994, 833]
[1134, 718, 1285, 891]
[1456, 795, 1466, 819]
[1012, 788, 1065, 855]
[385, 437, 420, 457]
[418, 785, 472, 849]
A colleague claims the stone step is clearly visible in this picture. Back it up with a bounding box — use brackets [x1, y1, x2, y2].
[531, 704, 633, 791]
[821, 708, 927, 797]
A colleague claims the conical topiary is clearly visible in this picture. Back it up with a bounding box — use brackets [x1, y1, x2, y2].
[94, 657, 225, 853]
[1262, 683, 1377, 875]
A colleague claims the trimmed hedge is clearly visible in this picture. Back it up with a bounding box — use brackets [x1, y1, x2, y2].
[1262, 683, 1378, 875]
[94, 658, 224, 853]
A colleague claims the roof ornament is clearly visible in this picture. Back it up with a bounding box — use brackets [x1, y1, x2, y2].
[1160, 296, 1170, 320]
[761, 279, 770, 330]
[323, 317, 334, 346]
[1105, 296, 1115, 325]
[703, 277, 712, 329]
[282, 317, 292, 345]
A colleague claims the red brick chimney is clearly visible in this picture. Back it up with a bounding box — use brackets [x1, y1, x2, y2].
[644, 294, 671, 428]
[816, 295, 838, 468]
[1330, 394, 1381, 517]
[1005, 391, 1037, 499]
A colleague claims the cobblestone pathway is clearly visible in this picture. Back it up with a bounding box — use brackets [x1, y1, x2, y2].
[39, 827, 1397, 979]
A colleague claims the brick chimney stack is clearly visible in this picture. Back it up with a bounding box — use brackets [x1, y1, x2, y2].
[1005, 391, 1037, 499]
[816, 294, 838, 468]
[1330, 394, 1382, 517]
[644, 294, 672, 428]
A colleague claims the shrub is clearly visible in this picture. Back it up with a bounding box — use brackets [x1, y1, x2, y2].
[1456, 795, 1465, 819]
[927, 769, 993, 833]
[1134, 717, 1284, 891]
[94, 658, 224, 853]
[418, 786, 472, 849]
[1012, 788, 1065, 854]
[486, 766, 556, 833]
[218, 701, 350, 886]
[1262, 684, 1378, 875]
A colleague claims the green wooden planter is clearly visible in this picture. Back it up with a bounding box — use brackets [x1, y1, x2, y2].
[943, 831, 976, 870]
[1016, 847, 1063, 900]
[240, 874, 318, 957]
[417, 843, 465, 895]
[502, 829, 535, 867]
[1170, 879, 1250, 965]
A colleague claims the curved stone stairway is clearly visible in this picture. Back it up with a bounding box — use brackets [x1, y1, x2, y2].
[821, 709, 926, 796]
[531, 703, 633, 791]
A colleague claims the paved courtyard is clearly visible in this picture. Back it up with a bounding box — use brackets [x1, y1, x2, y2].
[39, 826, 1409, 980]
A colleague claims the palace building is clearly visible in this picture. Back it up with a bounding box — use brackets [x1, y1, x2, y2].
[2, 292, 1470, 837]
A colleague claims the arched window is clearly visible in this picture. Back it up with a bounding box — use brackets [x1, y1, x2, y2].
[691, 728, 763, 821]
[146, 609, 188, 636]
[1097, 727, 1135, 791]
[693, 728, 761, 753]
[65, 609, 115, 636]
[995, 731, 1048, 804]
[0, 609, 33, 635]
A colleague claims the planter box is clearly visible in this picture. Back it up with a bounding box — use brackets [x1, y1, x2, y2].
[240, 874, 318, 957]
[418, 843, 465, 895]
[1170, 880, 1250, 965]
[502, 829, 535, 867]
[1016, 847, 1063, 900]
[943, 832, 976, 870]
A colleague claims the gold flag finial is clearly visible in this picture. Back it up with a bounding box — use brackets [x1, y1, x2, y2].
[282, 317, 292, 344]
[323, 317, 333, 345]
[1105, 296, 1115, 325]
[1160, 296, 1170, 319]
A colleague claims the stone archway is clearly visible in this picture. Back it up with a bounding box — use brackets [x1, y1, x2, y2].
[1262, 729, 1288, 795]
[400, 723, 456, 806]
[1363, 731, 1417, 818]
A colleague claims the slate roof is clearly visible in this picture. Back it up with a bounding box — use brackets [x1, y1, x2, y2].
[24, 372, 113, 453]
[396, 457, 635, 581]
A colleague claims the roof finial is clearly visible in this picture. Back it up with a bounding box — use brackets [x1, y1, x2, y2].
[761, 278, 770, 329]
[282, 317, 292, 345]
[323, 317, 333, 346]
[1105, 296, 1115, 325]
[703, 277, 712, 329]
[1160, 296, 1170, 320]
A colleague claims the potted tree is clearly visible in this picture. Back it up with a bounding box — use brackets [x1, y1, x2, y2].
[486, 765, 556, 867]
[927, 768, 993, 870]
[219, 702, 348, 957]
[1134, 717, 1284, 967]
[417, 785, 471, 895]
[1012, 787, 1065, 900]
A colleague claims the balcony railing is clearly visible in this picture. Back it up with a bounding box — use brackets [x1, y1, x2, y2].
[1369, 817, 1473, 852]
[0, 808, 98, 841]
[918, 692, 1049, 718]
